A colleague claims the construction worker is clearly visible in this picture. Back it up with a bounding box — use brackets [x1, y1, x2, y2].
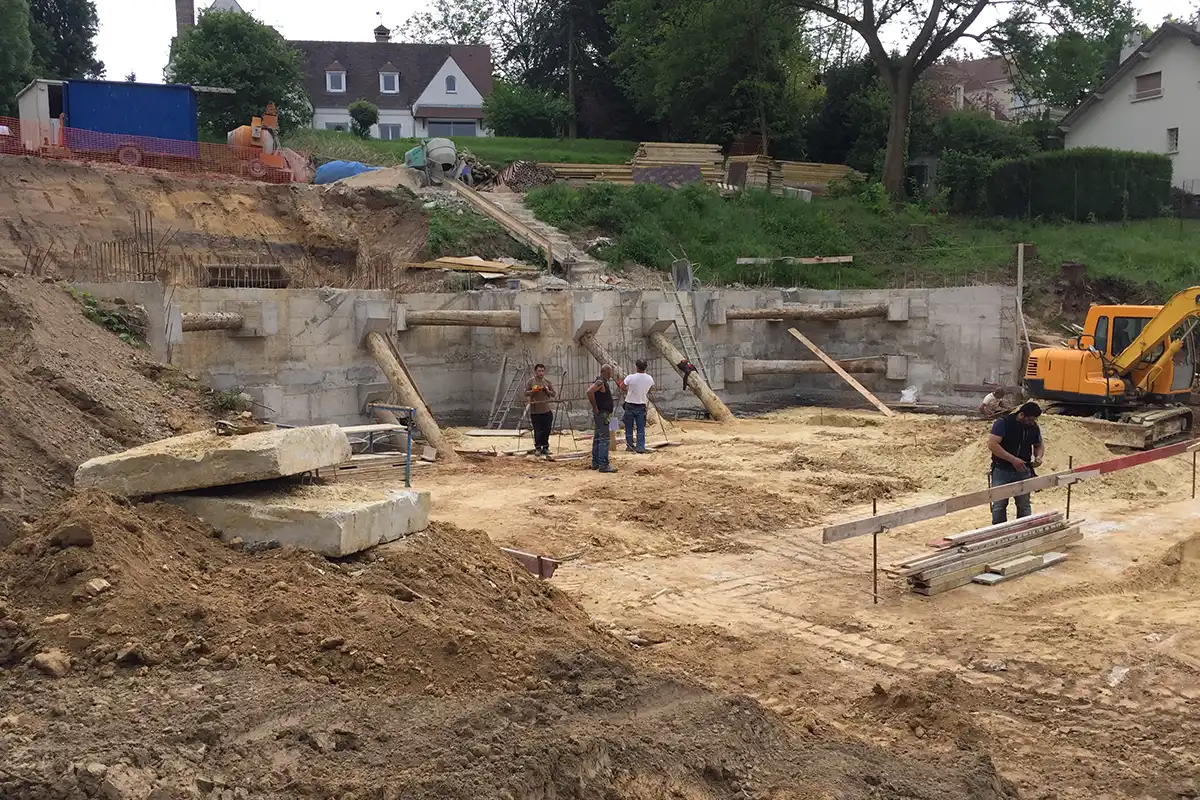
[978, 386, 1011, 418]
[525, 363, 556, 457]
[987, 401, 1044, 524]
[620, 359, 654, 454]
[587, 365, 617, 474]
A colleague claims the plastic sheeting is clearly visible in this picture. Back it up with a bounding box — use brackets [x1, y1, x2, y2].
[314, 160, 379, 185]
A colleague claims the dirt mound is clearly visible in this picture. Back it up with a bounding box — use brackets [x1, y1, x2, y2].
[0, 276, 212, 523]
[1, 490, 617, 692]
[0, 491, 1019, 800]
[930, 415, 1188, 499]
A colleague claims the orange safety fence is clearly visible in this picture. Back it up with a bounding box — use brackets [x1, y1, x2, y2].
[0, 115, 304, 184]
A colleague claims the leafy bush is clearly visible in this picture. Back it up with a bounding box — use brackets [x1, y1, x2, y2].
[482, 81, 570, 138]
[68, 289, 143, 346]
[937, 150, 995, 215]
[932, 111, 1037, 160]
[988, 148, 1172, 221]
[348, 100, 379, 139]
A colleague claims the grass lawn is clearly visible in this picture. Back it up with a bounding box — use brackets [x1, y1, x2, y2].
[286, 129, 638, 168]
[522, 182, 1200, 292]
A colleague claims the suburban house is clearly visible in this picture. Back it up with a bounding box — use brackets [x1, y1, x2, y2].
[174, 2, 494, 139]
[292, 29, 494, 139]
[1060, 21, 1200, 190]
[930, 56, 1053, 122]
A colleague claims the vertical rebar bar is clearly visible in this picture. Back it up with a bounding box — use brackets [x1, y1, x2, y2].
[872, 497, 878, 606]
[1066, 455, 1073, 520]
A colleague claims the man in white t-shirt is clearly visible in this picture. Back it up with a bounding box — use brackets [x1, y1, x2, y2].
[620, 359, 655, 454]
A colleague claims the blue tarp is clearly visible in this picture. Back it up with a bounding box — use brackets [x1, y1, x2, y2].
[314, 160, 380, 185]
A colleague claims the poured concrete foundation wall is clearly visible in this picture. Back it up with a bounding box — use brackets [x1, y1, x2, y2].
[74, 283, 1018, 425]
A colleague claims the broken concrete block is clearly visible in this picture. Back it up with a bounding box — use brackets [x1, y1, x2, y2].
[74, 425, 352, 497]
[724, 356, 744, 384]
[886, 355, 909, 381]
[164, 485, 432, 557]
[519, 303, 541, 334]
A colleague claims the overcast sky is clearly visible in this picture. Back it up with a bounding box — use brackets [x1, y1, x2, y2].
[94, 0, 1189, 84]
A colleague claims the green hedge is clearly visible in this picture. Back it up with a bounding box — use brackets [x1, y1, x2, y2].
[987, 148, 1172, 221]
[937, 149, 994, 215]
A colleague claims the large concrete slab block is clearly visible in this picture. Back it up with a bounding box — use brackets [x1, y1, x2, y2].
[572, 302, 604, 340]
[74, 425, 352, 497]
[164, 485, 431, 557]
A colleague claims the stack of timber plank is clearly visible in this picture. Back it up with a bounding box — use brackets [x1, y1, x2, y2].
[541, 162, 635, 185]
[887, 511, 1082, 596]
[631, 142, 724, 184]
[726, 155, 782, 195]
[776, 161, 862, 195]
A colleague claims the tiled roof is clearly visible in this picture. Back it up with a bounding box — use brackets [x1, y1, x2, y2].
[292, 41, 493, 110]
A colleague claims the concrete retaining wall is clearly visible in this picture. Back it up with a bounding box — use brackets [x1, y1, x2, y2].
[74, 283, 1019, 425]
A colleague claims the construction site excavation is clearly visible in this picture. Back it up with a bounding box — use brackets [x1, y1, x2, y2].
[3, 153, 1200, 800]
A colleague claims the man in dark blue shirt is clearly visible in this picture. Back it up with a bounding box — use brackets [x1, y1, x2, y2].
[987, 401, 1045, 524]
[586, 365, 617, 474]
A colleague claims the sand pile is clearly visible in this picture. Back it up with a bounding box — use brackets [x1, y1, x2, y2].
[334, 164, 425, 193]
[0, 277, 212, 529]
[929, 416, 1189, 499]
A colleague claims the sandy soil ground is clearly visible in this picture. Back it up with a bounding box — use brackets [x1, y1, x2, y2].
[406, 409, 1200, 799]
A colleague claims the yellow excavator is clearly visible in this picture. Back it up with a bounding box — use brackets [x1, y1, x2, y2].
[1023, 286, 1200, 449]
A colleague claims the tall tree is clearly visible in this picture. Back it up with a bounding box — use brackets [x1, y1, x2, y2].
[992, 0, 1140, 109]
[790, 0, 1125, 197]
[610, 0, 807, 144]
[401, 0, 497, 44]
[28, 0, 103, 79]
[166, 10, 310, 136]
[0, 0, 35, 116]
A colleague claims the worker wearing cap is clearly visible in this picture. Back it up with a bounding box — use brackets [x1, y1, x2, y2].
[987, 401, 1045, 524]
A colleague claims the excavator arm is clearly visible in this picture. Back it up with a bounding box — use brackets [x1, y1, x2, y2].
[1110, 286, 1200, 374]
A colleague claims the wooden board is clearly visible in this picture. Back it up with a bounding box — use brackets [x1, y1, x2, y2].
[973, 552, 1069, 586]
[988, 554, 1041, 576]
[913, 526, 1081, 583]
[910, 529, 1082, 594]
[341, 424, 405, 435]
[824, 438, 1198, 543]
[788, 328, 895, 418]
[736, 256, 854, 265]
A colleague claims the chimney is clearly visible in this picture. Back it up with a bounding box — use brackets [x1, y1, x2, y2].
[374, 24, 391, 43]
[175, 0, 195, 34]
[1119, 30, 1143, 64]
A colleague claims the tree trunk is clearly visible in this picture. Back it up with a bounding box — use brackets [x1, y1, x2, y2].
[404, 309, 521, 327]
[647, 331, 735, 424]
[882, 76, 913, 199]
[742, 358, 884, 375]
[724, 303, 888, 321]
[181, 312, 244, 332]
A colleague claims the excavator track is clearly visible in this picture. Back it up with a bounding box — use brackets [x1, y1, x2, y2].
[1049, 404, 1194, 450]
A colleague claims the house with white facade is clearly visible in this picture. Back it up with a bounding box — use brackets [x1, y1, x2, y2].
[292, 27, 494, 140]
[1060, 21, 1200, 190]
[931, 56, 1054, 122]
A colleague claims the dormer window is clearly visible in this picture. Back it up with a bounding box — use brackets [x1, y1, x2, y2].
[445, 75, 457, 94]
[326, 67, 346, 93]
[380, 63, 399, 94]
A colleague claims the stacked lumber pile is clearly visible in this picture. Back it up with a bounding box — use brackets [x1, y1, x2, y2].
[726, 155, 782, 195]
[541, 162, 635, 185]
[888, 511, 1081, 596]
[631, 142, 724, 183]
[776, 161, 861, 195]
[397, 256, 537, 275]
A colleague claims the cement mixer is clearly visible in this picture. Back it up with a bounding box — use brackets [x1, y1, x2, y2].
[403, 137, 460, 186]
[227, 103, 296, 182]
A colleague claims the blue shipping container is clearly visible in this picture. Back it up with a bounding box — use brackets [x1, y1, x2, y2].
[63, 80, 200, 159]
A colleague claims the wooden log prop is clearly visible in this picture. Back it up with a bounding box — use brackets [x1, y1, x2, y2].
[822, 437, 1200, 543]
[365, 331, 458, 463]
[405, 309, 521, 328]
[577, 333, 662, 427]
[742, 358, 884, 375]
[647, 330, 735, 423]
[181, 312, 244, 332]
[787, 329, 894, 418]
[726, 304, 888, 322]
